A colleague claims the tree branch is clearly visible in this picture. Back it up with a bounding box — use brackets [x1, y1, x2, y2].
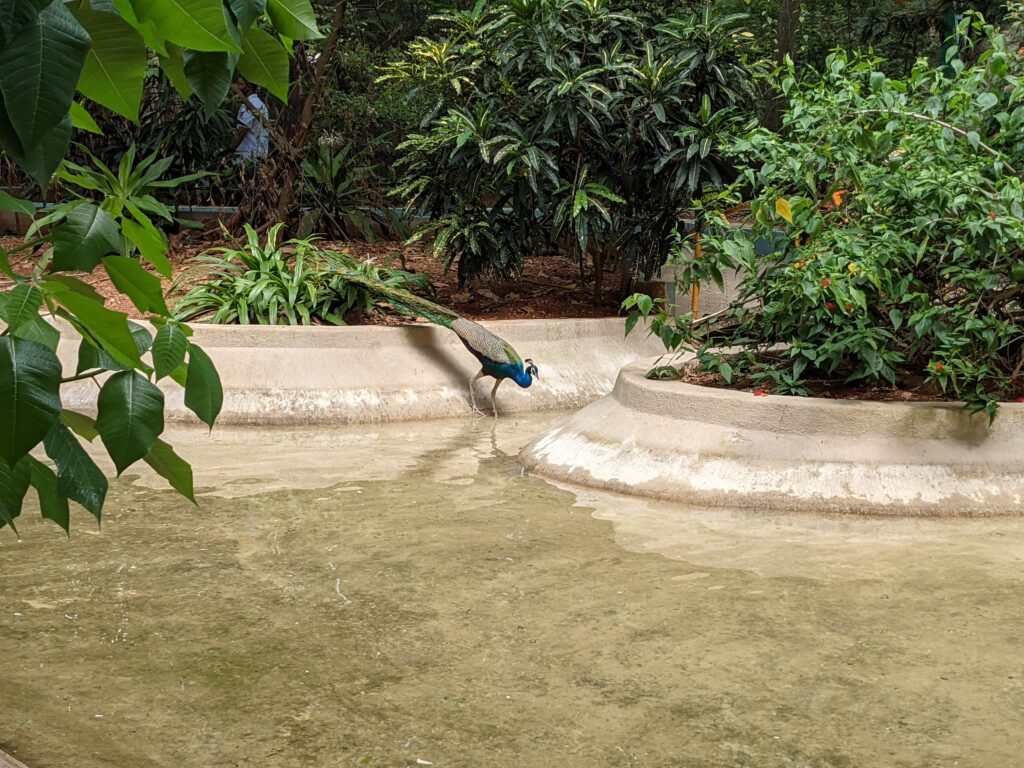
[854, 108, 1018, 176]
[61, 368, 106, 383]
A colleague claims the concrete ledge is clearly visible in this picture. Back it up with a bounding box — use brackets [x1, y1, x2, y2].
[59, 318, 662, 425]
[0, 751, 29, 768]
[518, 360, 1024, 516]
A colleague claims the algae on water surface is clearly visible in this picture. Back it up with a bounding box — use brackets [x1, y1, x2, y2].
[1, 414, 1024, 768]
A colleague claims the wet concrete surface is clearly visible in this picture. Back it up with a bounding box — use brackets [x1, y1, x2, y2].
[1, 413, 1024, 767]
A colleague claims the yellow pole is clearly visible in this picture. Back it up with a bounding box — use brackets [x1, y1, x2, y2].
[690, 231, 702, 321]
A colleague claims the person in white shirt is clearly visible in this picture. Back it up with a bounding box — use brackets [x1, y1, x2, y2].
[229, 78, 269, 169]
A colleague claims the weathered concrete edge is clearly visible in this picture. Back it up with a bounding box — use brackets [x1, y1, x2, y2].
[518, 360, 1024, 516]
[0, 749, 29, 768]
[58, 318, 664, 425]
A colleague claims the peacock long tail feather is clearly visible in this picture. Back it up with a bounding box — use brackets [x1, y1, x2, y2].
[339, 268, 522, 366]
[338, 269, 459, 329]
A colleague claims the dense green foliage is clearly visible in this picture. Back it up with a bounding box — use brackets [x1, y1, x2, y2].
[629, 11, 1024, 418]
[739, 0, 1004, 72]
[0, 0, 319, 533]
[71, 73, 238, 205]
[32, 145, 206, 267]
[297, 142, 409, 240]
[385, 0, 760, 287]
[174, 224, 429, 324]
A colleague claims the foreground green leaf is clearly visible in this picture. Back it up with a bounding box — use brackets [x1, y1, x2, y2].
[151, 323, 189, 380]
[184, 49, 234, 112]
[0, 456, 31, 531]
[143, 438, 195, 503]
[95, 370, 165, 474]
[238, 27, 289, 101]
[102, 256, 169, 315]
[121, 215, 172, 277]
[110, 0, 167, 53]
[3, 282, 44, 332]
[69, 101, 102, 134]
[184, 343, 222, 428]
[53, 290, 143, 368]
[43, 421, 107, 518]
[73, 0, 147, 121]
[159, 43, 193, 99]
[28, 456, 70, 532]
[0, 337, 63, 467]
[228, 0, 266, 31]
[0, 190, 35, 215]
[51, 203, 121, 272]
[265, 0, 320, 39]
[60, 409, 100, 440]
[0, 0, 89, 154]
[0, 113, 72, 185]
[11, 313, 61, 350]
[132, 0, 239, 53]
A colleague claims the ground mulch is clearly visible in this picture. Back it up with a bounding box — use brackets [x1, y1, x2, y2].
[676, 366, 1024, 404]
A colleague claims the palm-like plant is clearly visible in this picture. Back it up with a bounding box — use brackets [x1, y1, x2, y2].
[387, 0, 761, 293]
[173, 224, 429, 325]
[30, 145, 207, 266]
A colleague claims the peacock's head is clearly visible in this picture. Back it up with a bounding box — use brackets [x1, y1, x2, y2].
[525, 359, 539, 379]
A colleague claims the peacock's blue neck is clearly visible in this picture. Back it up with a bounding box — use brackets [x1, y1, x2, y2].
[482, 359, 534, 388]
[512, 367, 533, 389]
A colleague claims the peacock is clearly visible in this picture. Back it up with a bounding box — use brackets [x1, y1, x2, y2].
[340, 270, 540, 417]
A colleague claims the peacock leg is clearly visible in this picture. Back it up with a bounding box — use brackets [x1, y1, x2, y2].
[469, 371, 486, 416]
[490, 378, 503, 418]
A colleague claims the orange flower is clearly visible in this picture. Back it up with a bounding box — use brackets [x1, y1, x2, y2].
[990, 211, 997, 220]
[753, 389, 768, 397]
[826, 302, 835, 310]
[831, 190, 846, 207]
[846, 303, 853, 310]
[822, 278, 830, 287]
[935, 363, 944, 372]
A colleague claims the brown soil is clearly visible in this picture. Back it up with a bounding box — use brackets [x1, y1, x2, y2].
[674, 366, 1024, 404]
[0, 234, 623, 323]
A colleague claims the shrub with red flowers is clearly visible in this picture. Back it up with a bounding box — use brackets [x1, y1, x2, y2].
[627, 12, 1024, 421]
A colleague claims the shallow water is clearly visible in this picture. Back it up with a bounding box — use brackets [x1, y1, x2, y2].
[2, 412, 1024, 768]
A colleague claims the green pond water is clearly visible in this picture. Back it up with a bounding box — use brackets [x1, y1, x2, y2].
[2, 412, 1024, 768]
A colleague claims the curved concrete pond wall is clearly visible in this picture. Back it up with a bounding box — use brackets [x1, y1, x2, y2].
[59, 318, 663, 425]
[519, 360, 1024, 516]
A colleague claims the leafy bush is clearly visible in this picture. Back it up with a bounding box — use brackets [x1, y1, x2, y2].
[174, 224, 430, 325]
[628, 13, 1024, 420]
[30, 146, 205, 269]
[73, 73, 237, 205]
[384, 0, 759, 290]
[298, 142, 408, 241]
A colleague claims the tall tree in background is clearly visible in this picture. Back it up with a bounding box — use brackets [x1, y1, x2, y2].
[766, 0, 802, 130]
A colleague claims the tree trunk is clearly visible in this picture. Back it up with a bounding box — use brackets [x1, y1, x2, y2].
[592, 248, 604, 302]
[764, 0, 801, 132]
[225, 0, 349, 232]
[271, 0, 349, 222]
